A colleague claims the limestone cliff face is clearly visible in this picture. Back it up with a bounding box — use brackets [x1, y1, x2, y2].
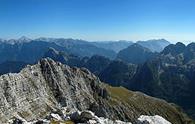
[0, 58, 192, 123]
[0, 58, 103, 123]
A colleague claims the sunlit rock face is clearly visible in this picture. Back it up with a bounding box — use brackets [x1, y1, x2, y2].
[0, 58, 192, 124]
[137, 115, 172, 124]
[8, 109, 172, 124]
[0, 58, 102, 123]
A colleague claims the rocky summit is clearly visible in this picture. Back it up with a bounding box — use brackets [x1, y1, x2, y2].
[0, 58, 192, 124]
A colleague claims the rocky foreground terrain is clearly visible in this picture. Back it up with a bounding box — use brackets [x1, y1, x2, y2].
[0, 58, 193, 124]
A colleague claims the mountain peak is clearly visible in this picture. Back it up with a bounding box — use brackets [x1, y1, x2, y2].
[136, 39, 170, 52]
[162, 42, 186, 56]
[17, 36, 31, 42]
[46, 47, 60, 55]
[131, 43, 150, 49]
[117, 43, 157, 64]
[175, 42, 185, 47]
[4, 36, 31, 44]
[0, 58, 191, 123]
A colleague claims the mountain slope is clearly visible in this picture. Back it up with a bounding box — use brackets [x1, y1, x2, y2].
[161, 42, 186, 56]
[89, 42, 195, 119]
[38, 38, 117, 59]
[117, 43, 157, 64]
[128, 42, 195, 118]
[43, 47, 83, 67]
[40, 45, 195, 119]
[137, 39, 170, 52]
[0, 38, 116, 64]
[43, 48, 112, 75]
[99, 60, 137, 87]
[0, 58, 192, 124]
[0, 40, 68, 63]
[0, 61, 28, 75]
[82, 55, 112, 75]
[91, 41, 133, 53]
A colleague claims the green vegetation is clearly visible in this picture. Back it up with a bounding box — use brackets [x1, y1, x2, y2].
[50, 120, 74, 124]
[106, 85, 194, 124]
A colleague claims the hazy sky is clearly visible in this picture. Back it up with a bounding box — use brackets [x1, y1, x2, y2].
[0, 0, 195, 43]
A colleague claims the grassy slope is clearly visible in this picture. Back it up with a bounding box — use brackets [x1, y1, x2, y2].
[106, 85, 194, 124]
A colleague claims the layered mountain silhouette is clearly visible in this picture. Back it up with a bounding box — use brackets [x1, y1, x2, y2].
[91, 40, 133, 52]
[91, 39, 170, 53]
[0, 38, 116, 64]
[0, 37, 170, 64]
[116, 43, 158, 64]
[0, 40, 67, 63]
[43, 47, 83, 67]
[137, 39, 170, 52]
[99, 60, 137, 87]
[0, 37, 195, 122]
[105, 42, 195, 119]
[42, 42, 195, 119]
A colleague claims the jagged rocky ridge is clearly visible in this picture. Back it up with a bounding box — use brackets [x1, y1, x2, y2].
[41, 46, 195, 119]
[129, 42, 195, 118]
[0, 58, 192, 124]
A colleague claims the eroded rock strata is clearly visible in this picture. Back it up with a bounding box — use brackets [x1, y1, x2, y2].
[0, 58, 192, 124]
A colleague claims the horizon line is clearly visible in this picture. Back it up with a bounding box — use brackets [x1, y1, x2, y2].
[0, 36, 194, 44]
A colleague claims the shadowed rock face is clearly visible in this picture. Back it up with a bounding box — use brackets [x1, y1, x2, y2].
[0, 61, 28, 75]
[116, 43, 157, 64]
[0, 58, 192, 123]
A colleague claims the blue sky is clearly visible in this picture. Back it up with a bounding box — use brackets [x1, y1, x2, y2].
[0, 0, 195, 43]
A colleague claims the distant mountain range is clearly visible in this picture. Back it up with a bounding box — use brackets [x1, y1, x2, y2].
[115, 39, 170, 64]
[91, 39, 170, 53]
[0, 37, 171, 64]
[41, 42, 195, 119]
[116, 43, 158, 64]
[91, 40, 133, 52]
[137, 39, 170, 52]
[1, 37, 195, 120]
[101, 42, 195, 119]
[0, 38, 116, 64]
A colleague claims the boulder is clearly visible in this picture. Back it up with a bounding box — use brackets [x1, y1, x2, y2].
[50, 113, 62, 121]
[137, 115, 172, 124]
[80, 110, 95, 120]
[70, 111, 81, 122]
[12, 118, 23, 124]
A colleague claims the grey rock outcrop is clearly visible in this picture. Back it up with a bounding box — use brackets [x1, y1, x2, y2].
[0, 58, 192, 124]
[137, 115, 172, 124]
[9, 110, 172, 124]
[0, 58, 103, 123]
